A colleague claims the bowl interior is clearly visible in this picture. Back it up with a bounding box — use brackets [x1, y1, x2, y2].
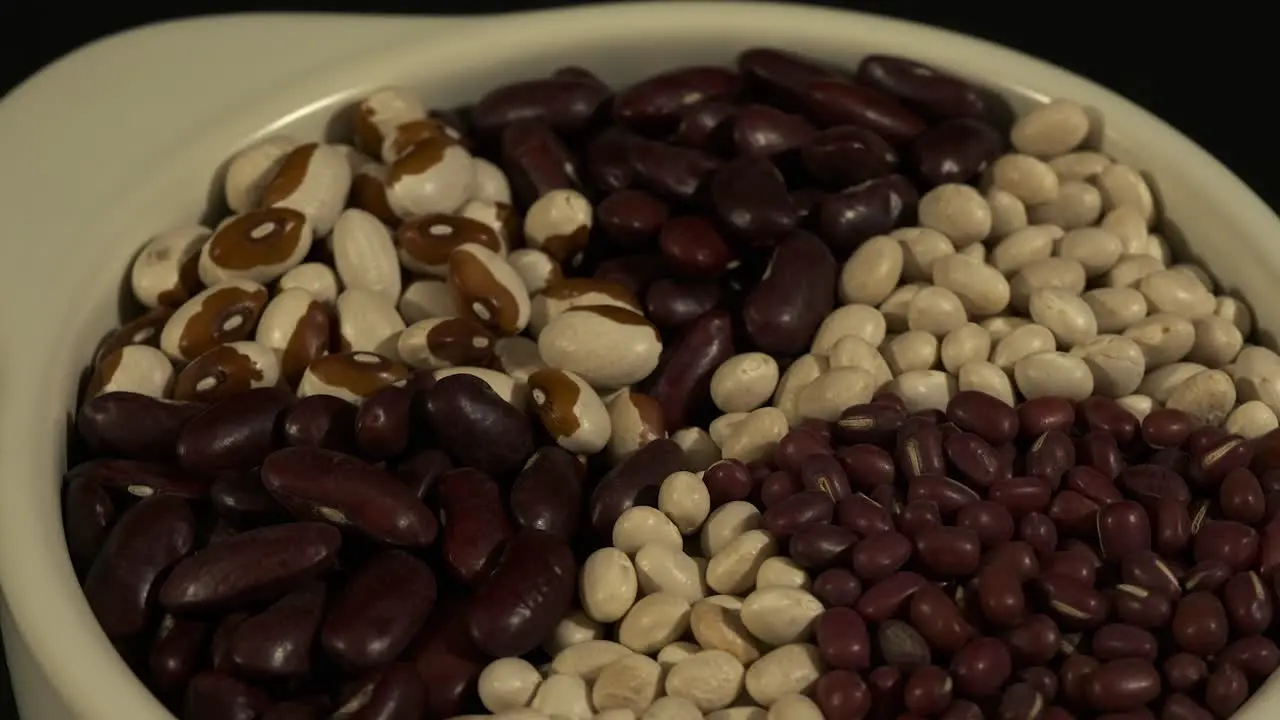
[7, 3, 1280, 718]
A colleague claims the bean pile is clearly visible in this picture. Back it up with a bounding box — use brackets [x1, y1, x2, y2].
[60, 42, 1280, 720]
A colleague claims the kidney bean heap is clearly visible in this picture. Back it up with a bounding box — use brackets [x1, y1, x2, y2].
[61, 43, 1280, 720]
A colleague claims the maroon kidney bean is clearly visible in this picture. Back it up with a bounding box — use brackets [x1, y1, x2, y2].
[950, 637, 1012, 698]
[1019, 668, 1058, 704]
[159, 522, 338, 614]
[741, 231, 835, 353]
[473, 77, 610, 136]
[1163, 653, 1209, 693]
[1147, 502, 1191, 560]
[798, 453, 852, 502]
[230, 582, 325, 678]
[1078, 396, 1139, 445]
[1119, 464, 1191, 509]
[1222, 571, 1272, 635]
[1038, 574, 1109, 629]
[1024, 432, 1075, 490]
[1162, 694, 1214, 720]
[814, 568, 863, 608]
[898, 418, 945, 477]
[644, 278, 723, 330]
[629, 137, 720, 200]
[990, 476, 1053, 516]
[709, 155, 798, 244]
[67, 458, 207, 501]
[856, 571, 927, 622]
[836, 402, 906, 446]
[838, 493, 895, 536]
[1077, 431, 1125, 480]
[281, 394, 357, 453]
[1113, 584, 1175, 629]
[1172, 591, 1229, 656]
[909, 117, 1003, 187]
[468, 529, 575, 657]
[1062, 466, 1121, 507]
[817, 175, 918, 257]
[816, 669, 872, 720]
[176, 387, 291, 477]
[658, 216, 734, 278]
[77, 391, 204, 461]
[904, 665, 952, 716]
[321, 551, 435, 670]
[644, 309, 734, 429]
[1217, 467, 1265, 526]
[1151, 448, 1192, 477]
[956, 501, 1015, 547]
[1019, 513, 1058, 557]
[774, 428, 832, 473]
[941, 700, 985, 720]
[210, 611, 249, 672]
[737, 47, 838, 105]
[702, 459, 752, 508]
[896, 501, 941, 540]
[947, 390, 1018, 444]
[1189, 435, 1254, 489]
[1096, 500, 1152, 561]
[396, 449, 451, 503]
[583, 126, 638, 196]
[1119, 551, 1181, 596]
[330, 663, 426, 720]
[411, 599, 486, 719]
[353, 385, 415, 460]
[1184, 560, 1232, 593]
[1091, 623, 1158, 661]
[1059, 653, 1099, 707]
[801, 125, 897, 188]
[149, 614, 209, 697]
[83, 495, 195, 640]
[851, 531, 912, 581]
[1005, 614, 1061, 666]
[878, 619, 932, 669]
[838, 444, 897, 491]
[587, 437, 685, 536]
[1140, 408, 1193, 448]
[1204, 663, 1248, 718]
[997, 683, 1045, 720]
[1218, 635, 1280, 680]
[985, 541, 1041, 582]
[508, 446, 584, 539]
[1015, 397, 1074, 437]
[1085, 658, 1162, 712]
[803, 79, 926, 144]
[944, 432, 1000, 490]
[501, 120, 580, 205]
[674, 101, 736, 153]
[867, 666, 906, 720]
[614, 66, 742, 133]
[816, 606, 871, 670]
[908, 474, 979, 516]
[1044, 550, 1096, 588]
[185, 671, 269, 720]
[758, 470, 803, 508]
[790, 522, 856, 569]
[209, 471, 278, 523]
[597, 189, 668, 248]
[732, 103, 816, 156]
[435, 468, 512, 584]
[423, 374, 533, 477]
[1192, 520, 1259, 571]
[914, 526, 981, 576]
[909, 585, 972, 653]
[856, 55, 985, 119]
[260, 447, 437, 547]
[63, 474, 115, 570]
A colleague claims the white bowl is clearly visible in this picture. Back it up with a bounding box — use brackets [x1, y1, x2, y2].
[1, 3, 1278, 718]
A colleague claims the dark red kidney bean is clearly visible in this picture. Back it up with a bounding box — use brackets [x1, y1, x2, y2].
[945, 432, 1001, 489]
[790, 522, 856, 569]
[801, 125, 897, 188]
[1044, 550, 1097, 587]
[436, 468, 512, 584]
[856, 55, 985, 119]
[803, 79, 926, 144]
[396, 449, 452, 503]
[1204, 663, 1248, 718]
[910, 585, 973, 653]
[509, 446, 584, 538]
[1187, 426, 1228, 456]
[1017, 398, 1076, 437]
[423, 374, 533, 477]
[1153, 498, 1193, 556]
[354, 384, 415, 460]
[77, 391, 204, 461]
[908, 474, 979, 516]
[1218, 467, 1266, 524]
[629, 137, 720, 200]
[998, 683, 1045, 720]
[1172, 591, 1229, 655]
[1222, 571, 1272, 634]
[737, 47, 837, 104]
[942, 700, 985, 720]
[816, 606, 871, 670]
[598, 189, 668, 248]
[1020, 513, 1058, 556]
[741, 231, 835, 354]
[956, 500, 1015, 547]
[879, 619, 932, 669]
[989, 476, 1052, 516]
[1141, 408, 1194, 448]
[1085, 658, 1161, 712]
[950, 637, 1012, 698]
[703, 459, 753, 507]
[851, 531, 912, 581]
[185, 671, 269, 720]
[1091, 623, 1158, 661]
[764, 486, 832, 537]
[1020, 667, 1059, 703]
[83, 495, 195, 640]
[411, 599, 486, 719]
[281, 394, 357, 453]
[176, 387, 291, 477]
[1253, 428, 1280, 474]
[645, 278, 722, 330]
[1184, 560, 1232, 593]
[1189, 435, 1254, 489]
[211, 611, 248, 672]
[230, 582, 325, 677]
[836, 402, 905, 446]
[675, 101, 737, 153]
[64, 474, 115, 570]
[1064, 466, 1122, 506]
[985, 541, 1041, 582]
[1096, 500, 1152, 561]
[815, 568, 863, 608]
[658, 216, 734, 278]
[1119, 551, 1181, 596]
[67, 458, 207, 501]
[1193, 520, 1259, 570]
[502, 120, 580, 206]
[799, 453, 852, 502]
[909, 117, 1003, 187]
[855, 571, 927, 622]
[1163, 653, 1209, 692]
[472, 77, 609, 136]
[1059, 654, 1099, 707]
[1038, 574, 1110, 629]
[774, 428, 832, 474]
[468, 529, 576, 657]
[867, 666, 906, 720]
[160, 522, 340, 614]
[839, 444, 897, 491]
[1078, 431, 1124, 480]
[1026, 432, 1075, 488]
[815, 669, 872, 720]
[149, 615, 209, 697]
[1113, 584, 1175, 629]
[584, 126, 637, 194]
[210, 471, 278, 523]
[915, 526, 981, 576]
[1119, 464, 1191, 508]
[643, 309, 734, 430]
[947, 391, 1018, 444]
[904, 665, 952, 716]
[1078, 396, 1139, 445]
[1005, 614, 1060, 666]
[707, 155, 798, 245]
[332, 662, 427, 720]
[897, 500, 941, 539]
[732, 103, 816, 157]
[589, 437, 685, 537]
[817, 175, 918, 257]
[614, 66, 742, 133]
[1162, 694, 1214, 720]
[322, 550, 435, 669]
[260, 447, 437, 547]
[838, 493, 895, 536]
[898, 417, 945, 478]
[1218, 635, 1280, 680]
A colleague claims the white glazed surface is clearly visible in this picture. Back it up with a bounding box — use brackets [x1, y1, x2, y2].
[1, 4, 1278, 719]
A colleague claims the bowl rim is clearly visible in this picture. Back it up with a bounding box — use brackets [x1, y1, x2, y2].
[1, 2, 1278, 718]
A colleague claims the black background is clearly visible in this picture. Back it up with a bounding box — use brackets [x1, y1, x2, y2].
[0, 1, 1268, 717]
